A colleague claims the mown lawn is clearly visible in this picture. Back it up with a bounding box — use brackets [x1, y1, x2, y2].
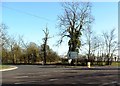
[0, 65, 11, 70]
[111, 62, 120, 66]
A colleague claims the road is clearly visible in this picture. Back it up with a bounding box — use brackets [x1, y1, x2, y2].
[1, 65, 120, 86]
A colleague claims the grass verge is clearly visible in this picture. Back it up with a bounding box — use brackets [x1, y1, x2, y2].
[0, 65, 11, 70]
[111, 62, 120, 66]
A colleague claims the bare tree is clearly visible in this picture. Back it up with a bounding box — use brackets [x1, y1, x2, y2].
[0, 23, 8, 62]
[8, 36, 17, 64]
[42, 26, 50, 65]
[57, 2, 94, 53]
[18, 36, 29, 63]
[0, 23, 9, 48]
[103, 28, 118, 65]
[83, 26, 93, 60]
[12, 43, 22, 63]
[82, 26, 101, 65]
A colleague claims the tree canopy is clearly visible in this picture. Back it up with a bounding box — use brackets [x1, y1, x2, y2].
[58, 2, 94, 53]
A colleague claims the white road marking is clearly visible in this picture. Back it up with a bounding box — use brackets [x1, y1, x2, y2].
[0, 66, 18, 71]
[14, 83, 21, 84]
[14, 81, 38, 84]
[15, 76, 29, 78]
[49, 78, 58, 81]
[101, 81, 120, 86]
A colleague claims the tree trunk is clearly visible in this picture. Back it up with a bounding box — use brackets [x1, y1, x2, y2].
[43, 40, 47, 65]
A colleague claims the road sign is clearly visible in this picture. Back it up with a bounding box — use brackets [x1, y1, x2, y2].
[68, 52, 78, 59]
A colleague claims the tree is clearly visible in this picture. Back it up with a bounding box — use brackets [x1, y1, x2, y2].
[82, 26, 101, 65]
[103, 28, 118, 65]
[2, 47, 9, 63]
[47, 49, 60, 63]
[93, 36, 105, 65]
[42, 26, 50, 65]
[18, 36, 29, 63]
[12, 43, 22, 63]
[26, 42, 39, 64]
[57, 2, 94, 53]
[0, 24, 9, 62]
[0, 23, 9, 48]
[8, 36, 17, 64]
[83, 26, 93, 61]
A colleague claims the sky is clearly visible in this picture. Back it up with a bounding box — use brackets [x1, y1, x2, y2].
[118, 2, 120, 56]
[0, 2, 118, 56]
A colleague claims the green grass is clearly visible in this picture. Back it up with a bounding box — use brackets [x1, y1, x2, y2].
[0, 65, 11, 70]
[111, 62, 120, 66]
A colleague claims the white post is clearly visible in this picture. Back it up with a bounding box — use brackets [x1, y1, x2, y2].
[87, 62, 91, 68]
[68, 59, 72, 64]
[42, 61, 44, 65]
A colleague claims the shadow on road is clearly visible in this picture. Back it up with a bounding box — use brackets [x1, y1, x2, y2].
[65, 67, 120, 70]
[2, 83, 120, 86]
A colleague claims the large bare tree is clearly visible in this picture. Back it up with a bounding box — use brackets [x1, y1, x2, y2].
[58, 2, 94, 53]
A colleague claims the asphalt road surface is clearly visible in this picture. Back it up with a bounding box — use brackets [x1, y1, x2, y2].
[1, 65, 120, 86]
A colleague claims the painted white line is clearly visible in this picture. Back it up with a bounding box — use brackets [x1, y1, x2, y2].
[15, 76, 29, 78]
[101, 81, 120, 86]
[14, 81, 38, 84]
[72, 83, 76, 84]
[49, 78, 58, 81]
[14, 83, 21, 84]
[0, 66, 18, 71]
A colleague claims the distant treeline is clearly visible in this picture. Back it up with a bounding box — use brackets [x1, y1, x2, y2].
[0, 23, 60, 64]
[2, 42, 60, 64]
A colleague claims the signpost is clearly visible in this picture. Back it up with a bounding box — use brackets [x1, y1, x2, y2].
[67, 51, 78, 65]
[67, 51, 78, 59]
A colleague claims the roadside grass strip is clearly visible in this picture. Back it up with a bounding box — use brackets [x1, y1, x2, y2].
[111, 62, 120, 66]
[0, 65, 18, 71]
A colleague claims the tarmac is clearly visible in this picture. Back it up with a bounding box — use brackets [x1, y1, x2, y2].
[1, 65, 120, 86]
